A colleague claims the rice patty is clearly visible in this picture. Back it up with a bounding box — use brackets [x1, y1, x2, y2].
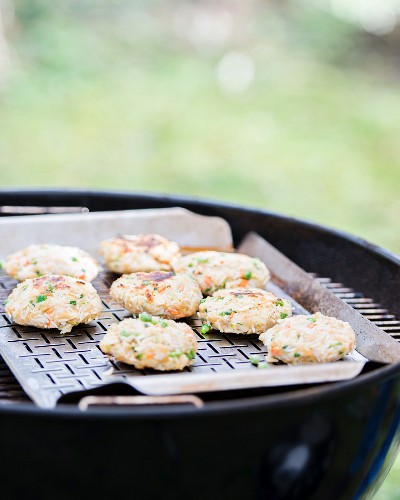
[99, 234, 180, 274]
[4, 244, 100, 282]
[260, 312, 356, 364]
[5, 275, 102, 334]
[198, 288, 292, 334]
[100, 316, 197, 371]
[173, 251, 270, 295]
[110, 271, 202, 319]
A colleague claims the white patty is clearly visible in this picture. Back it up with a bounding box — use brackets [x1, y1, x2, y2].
[173, 251, 270, 295]
[99, 234, 181, 274]
[100, 316, 198, 371]
[198, 288, 292, 334]
[110, 271, 202, 319]
[260, 312, 356, 364]
[4, 244, 100, 282]
[5, 275, 103, 334]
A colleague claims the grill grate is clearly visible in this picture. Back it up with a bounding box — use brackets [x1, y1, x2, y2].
[0, 270, 399, 407]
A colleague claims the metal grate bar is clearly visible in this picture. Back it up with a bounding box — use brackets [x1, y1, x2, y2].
[314, 277, 400, 338]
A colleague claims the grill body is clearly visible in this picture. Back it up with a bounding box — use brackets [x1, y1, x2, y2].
[0, 189, 399, 500]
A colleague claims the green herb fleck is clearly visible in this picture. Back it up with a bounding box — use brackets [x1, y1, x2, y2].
[186, 350, 196, 360]
[36, 295, 47, 303]
[219, 310, 232, 316]
[170, 351, 183, 358]
[280, 313, 288, 319]
[120, 330, 131, 337]
[200, 298, 207, 303]
[201, 324, 211, 334]
[249, 355, 261, 366]
[69, 300, 77, 306]
[136, 353, 143, 359]
[139, 312, 153, 322]
[258, 362, 269, 369]
[328, 342, 342, 348]
[307, 317, 316, 323]
[29, 300, 36, 307]
[4, 297, 10, 305]
[71, 257, 78, 262]
[197, 257, 209, 264]
[294, 353, 301, 357]
[276, 299, 284, 307]
[160, 320, 168, 328]
[79, 294, 84, 299]
[204, 287, 211, 293]
[188, 263, 193, 268]
[35, 271, 43, 277]
[244, 271, 252, 280]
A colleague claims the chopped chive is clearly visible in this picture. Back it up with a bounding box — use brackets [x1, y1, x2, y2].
[307, 317, 316, 323]
[249, 355, 261, 365]
[197, 258, 209, 263]
[280, 313, 288, 319]
[186, 350, 196, 360]
[200, 298, 207, 303]
[188, 263, 193, 268]
[79, 294, 84, 299]
[71, 257, 78, 262]
[139, 312, 152, 322]
[69, 300, 77, 306]
[136, 353, 143, 359]
[219, 310, 232, 316]
[294, 353, 301, 357]
[29, 300, 36, 307]
[120, 330, 131, 337]
[35, 271, 43, 277]
[47, 284, 55, 293]
[204, 287, 211, 293]
[160, 320, 168, 328]
[276, 299, 284, 307]
[328, 342, 342, 348]
[244, 271, 252, 280]
[201, 324, 211, 334]
[170, 351, 183, 358]
[36, 295, 47, 303]
[258, 362, 269, 369]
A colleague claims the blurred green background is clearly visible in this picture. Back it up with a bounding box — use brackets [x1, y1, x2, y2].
[0, 1, 399, 496]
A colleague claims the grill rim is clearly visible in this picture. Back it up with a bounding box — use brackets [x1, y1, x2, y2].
[0, 187, 399, 418]
[1, 186, 399, 266]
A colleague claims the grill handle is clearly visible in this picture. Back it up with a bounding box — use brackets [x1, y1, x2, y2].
[78, 394, 204, 411]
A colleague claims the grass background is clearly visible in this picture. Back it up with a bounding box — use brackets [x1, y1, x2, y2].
[0, 1, 399, 496]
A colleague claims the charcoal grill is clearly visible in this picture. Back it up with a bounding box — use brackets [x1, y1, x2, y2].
[0, 188, 399, 500]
